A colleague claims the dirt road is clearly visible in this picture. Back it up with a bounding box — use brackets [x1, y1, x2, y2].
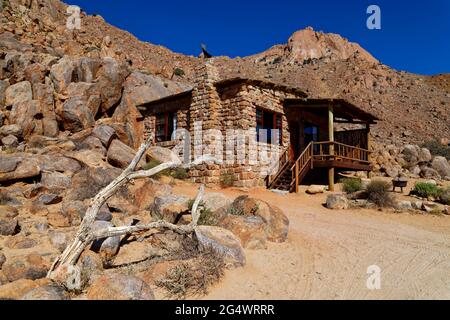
[175, 184, 450, 300]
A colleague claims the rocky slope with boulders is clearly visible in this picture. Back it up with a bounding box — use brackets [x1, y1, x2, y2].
[0, 0, 449, 299]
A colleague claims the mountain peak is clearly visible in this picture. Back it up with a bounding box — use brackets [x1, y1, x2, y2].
[287, 27, 378, 64]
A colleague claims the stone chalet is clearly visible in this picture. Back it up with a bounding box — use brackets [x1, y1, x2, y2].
[137, 61, 379, 192]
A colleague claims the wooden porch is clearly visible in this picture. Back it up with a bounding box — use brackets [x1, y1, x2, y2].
[267, 98, 378, 193]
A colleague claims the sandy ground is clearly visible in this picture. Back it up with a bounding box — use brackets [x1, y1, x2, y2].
[174, 180, 450, 300]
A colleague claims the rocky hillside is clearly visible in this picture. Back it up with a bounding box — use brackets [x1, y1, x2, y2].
[1, 0, 449, 147]
[214, 27, 450, 146]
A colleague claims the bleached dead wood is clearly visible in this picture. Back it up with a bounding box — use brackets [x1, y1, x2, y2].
[47, 137, 212, 283]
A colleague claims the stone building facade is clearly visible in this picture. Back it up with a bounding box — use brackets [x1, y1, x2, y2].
[138, 60, 307, 187]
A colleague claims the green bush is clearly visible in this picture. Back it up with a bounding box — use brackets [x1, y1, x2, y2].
[168, 167, 189, 180]
[142, 159, 189, 180]
[421, 140, 450, 160]
[188, 200, 215, 226]
[366, 180, 396, 208]
[411, 183, 443, 199]
[341, 178, 363, 194]
[173, 67, 185, 77]
[220, 172, 236, 188]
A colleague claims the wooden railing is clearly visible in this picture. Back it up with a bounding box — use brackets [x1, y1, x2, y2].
[267, 141, 371, 192]
[290, 142, 314, 193]
[266, 147, 291, 189]
[313, 141, 370, 163]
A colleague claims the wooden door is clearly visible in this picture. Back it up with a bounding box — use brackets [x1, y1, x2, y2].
[289, 121, 300, 161]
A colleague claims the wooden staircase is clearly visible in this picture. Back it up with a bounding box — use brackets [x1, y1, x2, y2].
[267, 142, 314, 192]
[267, 141, 372, 193]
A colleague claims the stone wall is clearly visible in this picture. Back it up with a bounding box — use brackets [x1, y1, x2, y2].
[141, 95, 191, 143]
[189, 65, 304, 187]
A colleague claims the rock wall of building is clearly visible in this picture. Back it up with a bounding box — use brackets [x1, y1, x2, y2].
[189, 69, 303, 188]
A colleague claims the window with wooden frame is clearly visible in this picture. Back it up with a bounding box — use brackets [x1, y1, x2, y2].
[155, 111, 177, 142]
[256, 108, 282, 145]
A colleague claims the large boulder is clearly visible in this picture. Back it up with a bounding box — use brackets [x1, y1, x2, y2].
[326, 193, 349, 210]
[1, 254, 50, 282]
[32, 83, 59, 137]
[147, 146, 181, 164]
[194, 226, 246, 268]
[93, 125, 116, 148]
[219, 215, 268, 250]
[4, 81, 32, 107]
[65, 82, 101, 116]
[38, 154, 82, 175]
[90, 221, 121, 263]
[0, 124, 22, 138]
[66, 149, 109, 169]
[21, 283, 70, 300]
[48, 230, 73, 253]
[96, 57, 130, 113]
[150, 194, 190, 223]
[68, 167, 121, 201]
[229, 196, 289, 243]
[431, 156, 450, 179]
[401, 145, 432, 168]
[49, 57, 75, 93]
[202, 192, 232, 212]
[47, 209, 72, 228]
[131, 179, 172, 211]
[0, 157, 20, 173]
[306, 185, 325, 195]
[41, 172, 71, 192]
[1, 135, 19, 148]
[9, 100, 41, 138]
[107, 139, 137, 168]
[59, 97, 95, 132]
[87, 273, 155, 300]
[0, 219, 19, 236]
[0, 155, 40, 183]
[0, 278, 52, 300]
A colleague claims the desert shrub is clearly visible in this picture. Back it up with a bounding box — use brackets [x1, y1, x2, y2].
[142, 159, 189, 180]
[156, 246, 225, 299]
[220, 172, 236, 188]
[421, 140, 450, 160]
[188, 200, 215, 226]
[439, 188, 450, 205]
[173, 67, 185, 77]
[142, 158, 167, 179]
[227, 206, 245, 216]
[411, 182, 443, 199]
[366, 180, 396, 208]
[341, 178, 363, 194]
[168, 167, 189, 180]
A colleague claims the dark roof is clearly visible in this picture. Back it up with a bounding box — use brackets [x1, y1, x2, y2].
[136, 89, 193, 110]
[214, 77, 308, 98]
[284, 98, 379, 123]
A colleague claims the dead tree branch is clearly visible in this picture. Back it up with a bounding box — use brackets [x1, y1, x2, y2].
[47, 137, 214, 283]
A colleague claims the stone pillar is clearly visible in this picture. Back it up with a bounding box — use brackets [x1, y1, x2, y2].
[328, 104, 335, 191]
[189, 59, 222, 183]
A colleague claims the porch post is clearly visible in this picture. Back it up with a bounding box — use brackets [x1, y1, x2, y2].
[328, 104, 335, 191]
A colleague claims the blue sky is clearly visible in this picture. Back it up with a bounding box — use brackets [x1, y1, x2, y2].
[67, 0, 450, 75]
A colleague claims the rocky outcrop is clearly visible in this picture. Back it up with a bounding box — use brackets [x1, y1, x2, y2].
[287, 27, 378, 64]
[194, 226, 246, 268]
[326, 194, 349, 210]
[87, 273, 155, 300]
